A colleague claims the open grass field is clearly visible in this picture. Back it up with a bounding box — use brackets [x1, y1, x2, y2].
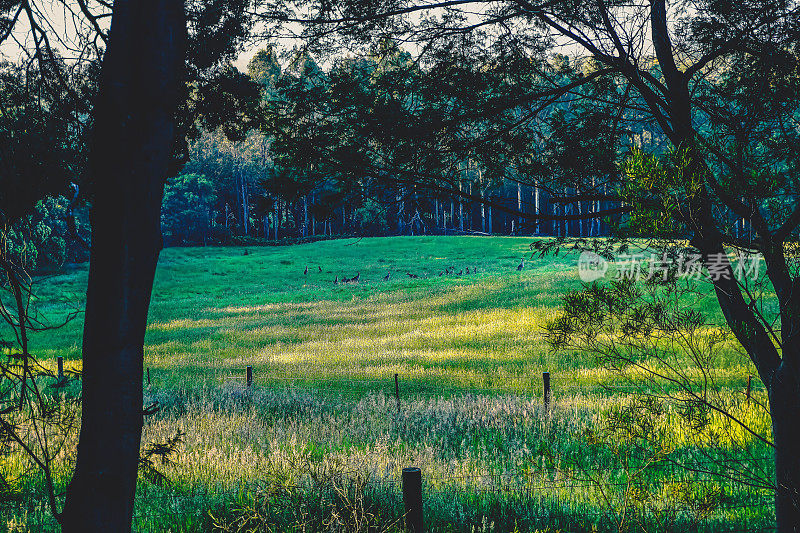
[8, 236, 774, 532]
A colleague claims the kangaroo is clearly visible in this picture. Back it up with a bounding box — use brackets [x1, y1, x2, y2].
[334, 276, 339, 284]
[384, 272, 391, 281]
[304, 266, 308, 275]
[407, 272, 419, 279]
[517, 258, 524, 271]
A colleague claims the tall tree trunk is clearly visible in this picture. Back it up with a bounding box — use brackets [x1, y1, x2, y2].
[60, 0, 184, 531]
[555, 200, 561, 237]
[467, 181, 473, 230]
[303, 195, 308, 238]
[770, 364, 800, 533]
[458, 184, 464, 231]
[449, 200, 454, 232]
[478, 166, 486, 233]
[241, 172, 249, 236]
[480, 198, 486, 233]
[311, 193, 316, 236]
[397, 187, 404, 234]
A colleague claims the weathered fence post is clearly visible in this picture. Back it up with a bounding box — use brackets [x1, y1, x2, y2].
[57, 356, 64, 382]
[146, 367, 151, 386]
[395, 373, 401, 414]
[746, 374, 752, 402]
[246, 365, 253, 388]
[543, 371, 551, 410]
[402, 467, 423, 532]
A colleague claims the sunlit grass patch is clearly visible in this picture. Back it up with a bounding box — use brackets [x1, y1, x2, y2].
[6, 236, 775, 531]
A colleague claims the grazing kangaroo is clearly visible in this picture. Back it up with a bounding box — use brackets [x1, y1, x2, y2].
[318, 266, 322, 273]
[384, 272, 391, 281]
[352, 272, 360, 283]
[407, 272, 419, 279]
[517, 258, 524, 271]
[466, 267, 470, 274]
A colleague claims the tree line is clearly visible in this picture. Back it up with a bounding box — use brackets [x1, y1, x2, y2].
[166, 46, 635, 245]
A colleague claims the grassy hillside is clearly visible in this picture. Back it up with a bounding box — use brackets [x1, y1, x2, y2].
[33, 236, 747, 391]
[11, 236, 773, 532]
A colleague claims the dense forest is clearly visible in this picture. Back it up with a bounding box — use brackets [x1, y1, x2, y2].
[0, 45, 663, 265]
[167, 47, 636, 245]
[5, 37, 764, 261]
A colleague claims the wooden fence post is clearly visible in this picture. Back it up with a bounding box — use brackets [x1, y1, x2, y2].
[246, 365, 253, 388]
[146, 367, 151, 386]
[746, 375, 752, 402]
[543, 371, 551, 410]
[57, 356, 64, 382]
[395, 373, 400, 414]
[402, 467, 423, 532]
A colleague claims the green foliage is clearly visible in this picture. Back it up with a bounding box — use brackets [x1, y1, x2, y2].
[247, 46, 282, 90]
[618, 149, 702, 238]
[162, 173, 218, 246]
[3, 196, 89, 271]
[193, 66, 263, 142]
[544, 243, 774, 509]
[138, 431, 186, 487]
[351, 198, 387, 234]
[0, 62, 91, 225]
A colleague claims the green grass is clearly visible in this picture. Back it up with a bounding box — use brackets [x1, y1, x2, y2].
[32, 236, 748, 391]
[7, 236, 775, 532]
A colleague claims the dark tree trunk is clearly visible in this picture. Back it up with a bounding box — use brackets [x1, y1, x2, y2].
[771, 362, 800, 532]
[60, 0, 185, 531]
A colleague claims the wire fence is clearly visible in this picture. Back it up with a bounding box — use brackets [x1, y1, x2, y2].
[129, 364, 778, 532]
[125, 471, 776, 533]
[174, 366, 769, 396]
[20, 360, 773, 531]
